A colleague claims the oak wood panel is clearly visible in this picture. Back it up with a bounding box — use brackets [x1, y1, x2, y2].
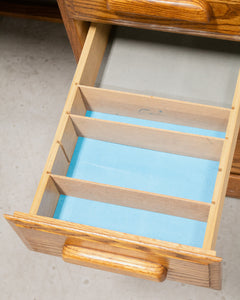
[57, 0, 89, 61]
[64, 0, 240, 41]
[70, 114, 224, 160]
[231, 131, 240, 174]
[63, 244, 167, 281]
[107, 0, 212, 23]
[51, 174, 211, 221]
[4, 212, 222, 289]
[79, 85, 230, 132]
[227, 173, 240, 197]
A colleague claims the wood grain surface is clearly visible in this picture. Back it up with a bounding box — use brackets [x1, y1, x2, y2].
[231, 131, 240, 174]
[64, 0, 240, 41]
[107, 0, 212, 23]
[4, 212, 222, 289]
[228, 131, 240, 196]
[63, 244, 167, 281]
[227, 173, 240, 197]
[57, 0, 89, 61]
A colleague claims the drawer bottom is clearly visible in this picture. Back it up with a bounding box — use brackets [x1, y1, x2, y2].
[54, 194, 206, 248]
[53, 110, 222, 248]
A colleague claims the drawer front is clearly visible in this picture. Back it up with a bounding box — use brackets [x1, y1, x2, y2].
[64, 0, 240, 40]
[5, 212, 221, 288]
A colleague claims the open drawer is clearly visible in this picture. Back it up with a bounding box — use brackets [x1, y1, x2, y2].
[4, 23, 240, 289]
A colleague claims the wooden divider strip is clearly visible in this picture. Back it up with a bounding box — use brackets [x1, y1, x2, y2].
[51, 175, 210, 222]
[70, 87, 88, 116]
[78, 85, 230, 132]
[70, 114, 224, 161]
[37, 175, 60, 218]
[58, 117, 78, 163]
[51, 143, 70, 176]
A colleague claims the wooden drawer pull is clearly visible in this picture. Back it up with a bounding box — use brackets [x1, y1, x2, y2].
[63, 244, 167, 281]
[107, 0, 212, 23]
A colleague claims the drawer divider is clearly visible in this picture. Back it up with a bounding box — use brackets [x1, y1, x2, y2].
[51, 174, 210, 222]
[70, 114, 224, 161]
[78, 85, 230, 132]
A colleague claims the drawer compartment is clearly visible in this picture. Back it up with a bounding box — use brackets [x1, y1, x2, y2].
[37, 82, 236, 250]
[5, 23, 240, 289]
[50, 86, 227, 249]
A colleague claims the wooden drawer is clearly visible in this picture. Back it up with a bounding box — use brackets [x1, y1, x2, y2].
[63, 0, 240, 41]
[4, 23, 240, 289]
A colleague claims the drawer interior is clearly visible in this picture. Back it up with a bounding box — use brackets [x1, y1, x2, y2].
[6, 23, 240, 289]
[36, 83, 232, 248]
[32, 24, 240, 254]
[25, 24, 239, 259]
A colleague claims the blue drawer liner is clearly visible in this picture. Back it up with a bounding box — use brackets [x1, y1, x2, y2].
[54, 111, 221, 248]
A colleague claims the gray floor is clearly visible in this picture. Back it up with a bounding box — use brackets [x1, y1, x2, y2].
[1, 17, 240, 300]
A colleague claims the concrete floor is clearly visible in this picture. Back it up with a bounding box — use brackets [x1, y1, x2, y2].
[1, 16, 240, 300]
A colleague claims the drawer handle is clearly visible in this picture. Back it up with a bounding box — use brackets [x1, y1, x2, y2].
[107, 0, 212, 23]
[63, 244, 167, 281]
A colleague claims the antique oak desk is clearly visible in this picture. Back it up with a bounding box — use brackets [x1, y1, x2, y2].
[5, 0, 240, 290]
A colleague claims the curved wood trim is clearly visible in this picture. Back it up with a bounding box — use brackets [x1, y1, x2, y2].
[107, 0, 212, 23]
[65, 0, 240, 41]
